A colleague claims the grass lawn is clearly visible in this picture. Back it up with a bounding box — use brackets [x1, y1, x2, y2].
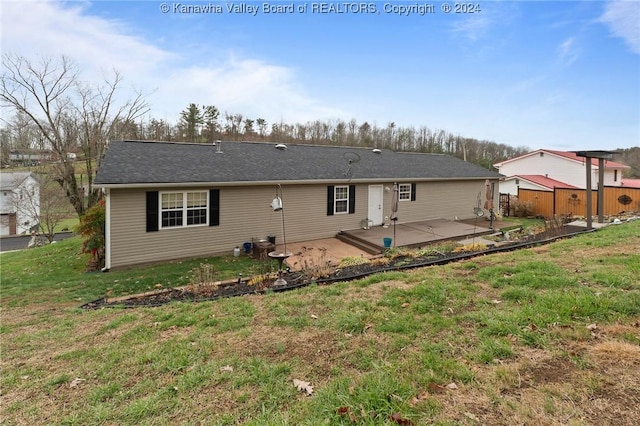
[1, 221, 639, 425]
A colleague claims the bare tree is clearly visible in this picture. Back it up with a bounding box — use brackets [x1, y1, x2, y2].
[256, 118, 268, 138]
[145, 118, 173, 141]
[242, 118, 254, 138]
[1, 54, 149, 217]
[19, 171, 73, 243]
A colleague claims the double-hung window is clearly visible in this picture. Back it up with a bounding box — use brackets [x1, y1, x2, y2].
[160, 191, 208, 228]
[186, 191, 208, 225]
[399, 184, 412, 201]
[334, 186, 349, 214]
[327, 185, 355, 216]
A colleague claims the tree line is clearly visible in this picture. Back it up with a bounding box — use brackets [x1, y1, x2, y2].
[1, 54, 637, 221]
[117, 102, 531, 170]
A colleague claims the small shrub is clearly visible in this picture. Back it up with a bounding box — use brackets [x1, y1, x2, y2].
[453, 243, 487, 253]
[293, 246, 334, 279]
[543, 215, 567, 237]
[190, 263, 218, 285]
[384, 247, 415, 260]
[248, 273, 276, 288]
[338, 256, 370, 268]
[77, 200, 105, 271]
[369, 257, 391, 267]
[511, 198, 534, 217]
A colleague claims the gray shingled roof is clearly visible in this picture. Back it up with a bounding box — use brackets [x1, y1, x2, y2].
[0, 172, 35, 190]
[94, 140, 501, 186]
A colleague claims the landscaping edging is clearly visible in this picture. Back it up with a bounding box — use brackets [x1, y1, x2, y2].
[79, 226, 600, 310]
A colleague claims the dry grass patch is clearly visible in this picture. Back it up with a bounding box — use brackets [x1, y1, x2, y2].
[589, 340, 640, 366]
[2, 220, 639, 425]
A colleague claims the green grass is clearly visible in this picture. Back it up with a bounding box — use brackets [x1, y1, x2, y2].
[56, 217, 79, 232]
[0, 236, 270, 305]
[1, 220, 639, 425]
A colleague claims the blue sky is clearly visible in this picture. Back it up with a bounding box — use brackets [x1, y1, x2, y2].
[2, 0, 639, 151]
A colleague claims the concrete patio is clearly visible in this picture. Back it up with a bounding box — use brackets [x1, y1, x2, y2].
[275, 217, 517, 271]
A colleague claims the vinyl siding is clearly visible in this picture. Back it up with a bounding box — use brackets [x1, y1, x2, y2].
[107, 179, 497, 268]
[390, 180, 496, 223]
[109, 184, 365, 268]
[496, 154, 620, 189]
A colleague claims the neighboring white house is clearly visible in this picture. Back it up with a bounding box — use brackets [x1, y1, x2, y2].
[0, 172, 40, 236]
[9, 150, 53, 166]
[493, 149, 629, 195]
[499, 174, 579, 195]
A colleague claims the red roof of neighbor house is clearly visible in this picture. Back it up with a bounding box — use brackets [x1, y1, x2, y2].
[621, 178, 640, 188]
[512, 174, 578, 190]
[494, 149, 629, 169]
[544, 150, 629, 168]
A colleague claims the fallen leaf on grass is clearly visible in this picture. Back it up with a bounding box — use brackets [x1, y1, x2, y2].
[310, 314, 318, 319]
[401, 302, 410, 308]
[389, 413, 414, 425]
[293, 379, 314, 396]
[586, 323, 598, 331]
[219, 365, 234, 372]
[408, 390, 430, 406]
[336, 406, 357, 422]
[426, 383, 446, 393]
[446, 382, 458, 390]
[69, 378, 85, 388]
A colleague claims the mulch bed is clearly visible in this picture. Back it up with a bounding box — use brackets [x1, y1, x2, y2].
[81, 254, 451, 309]
[80, 225, 599, 310]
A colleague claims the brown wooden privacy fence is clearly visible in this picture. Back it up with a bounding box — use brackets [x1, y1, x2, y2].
[514, 187, 640, 218]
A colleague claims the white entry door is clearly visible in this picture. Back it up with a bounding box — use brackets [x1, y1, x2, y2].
[368, 185, 384, 226]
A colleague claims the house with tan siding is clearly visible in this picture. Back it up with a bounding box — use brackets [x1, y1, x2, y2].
[94, 140, 502, 269]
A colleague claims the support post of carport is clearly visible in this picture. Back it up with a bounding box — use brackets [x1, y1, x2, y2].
[585, 158, 592, 230]
[574, 150, 617, 230]
[598, 158, 605, 224]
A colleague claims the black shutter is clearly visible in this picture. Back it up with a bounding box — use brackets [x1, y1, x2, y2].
[411, 183, 416, 201]
[327, 186, 334, 216]
[209, 189, 220, 226]
[348, 184, 356, 214]
[146, 191, 159, 232]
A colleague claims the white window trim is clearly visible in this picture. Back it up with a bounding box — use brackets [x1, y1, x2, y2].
[159, 190, 209, 229]
[334, 185, 349, 215]
[398, 183, 412, 201]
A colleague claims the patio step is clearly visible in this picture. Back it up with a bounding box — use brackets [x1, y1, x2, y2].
[336, 232, 383, 255]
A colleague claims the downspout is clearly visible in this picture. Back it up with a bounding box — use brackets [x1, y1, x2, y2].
[102, 188, 111, 271]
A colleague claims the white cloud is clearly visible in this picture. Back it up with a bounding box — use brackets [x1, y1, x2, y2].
[599, 0, 640, 54]
[1, 0, 171, 76]
[1, 0, 344, 125]
[153, 57, 348, 123]
[557, 37, 580, 64]
[450, 14, 494, 42]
